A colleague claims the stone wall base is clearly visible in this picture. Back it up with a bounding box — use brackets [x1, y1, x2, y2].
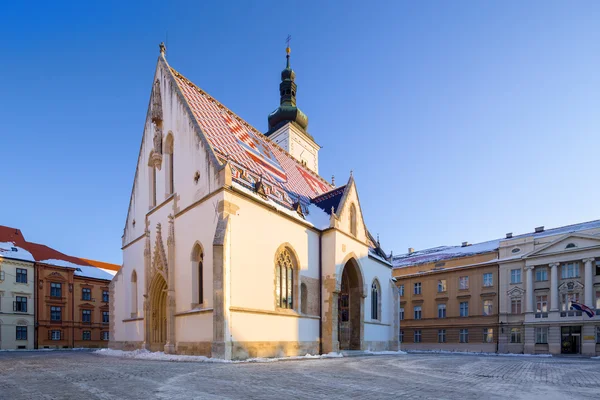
[363, 340, 393, 352]
[401, 342, 497, 353]
[176, 341, 212, 356]
[231, 341, 319, 360]
[108, 341, 144, 351]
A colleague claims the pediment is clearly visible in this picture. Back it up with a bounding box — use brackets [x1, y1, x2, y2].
[79, 302, 95, 309]
[525, 234, 600, 258]
[336, 176, 368, 243]
[558, 280, 584, 294]
[507, 286, 525, 298]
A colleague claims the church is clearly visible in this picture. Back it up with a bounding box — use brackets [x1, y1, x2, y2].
[110, 43, 399, 360]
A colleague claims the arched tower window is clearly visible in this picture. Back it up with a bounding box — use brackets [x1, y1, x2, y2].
[371, 279, 380, 320]
[165, 133, 174, 195]
[349, 203, 357, 237]
[275, 247, 297, 310]
[131, 270, 138, 318]
[191, 243, 204, 306]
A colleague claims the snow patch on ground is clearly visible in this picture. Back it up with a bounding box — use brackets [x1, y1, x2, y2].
[94, 348, 344, 363]
[364, 350, 407, 355]
[406, 349, 552, 357]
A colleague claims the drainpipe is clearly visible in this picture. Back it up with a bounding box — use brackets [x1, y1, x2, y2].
[318, 232, 323, 355]
[71, 273, 75, 349]
[34, 262, 38, 350]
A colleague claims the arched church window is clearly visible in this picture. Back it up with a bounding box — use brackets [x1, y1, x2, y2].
[301, 283, 308, 314]
[275, 247, 296, 309]
[349, 204, 357, 237]
[131, 270, 138, 318]
[165, 133, 174, 195]
[191, 243, 204, 306]
[371, 279, 380, 320]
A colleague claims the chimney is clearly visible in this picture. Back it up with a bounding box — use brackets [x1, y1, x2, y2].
[408, 247, 414, 255]
[506, 232, 513, 239]
[462, 241, 469, 247]
[535, 226, 544, 233]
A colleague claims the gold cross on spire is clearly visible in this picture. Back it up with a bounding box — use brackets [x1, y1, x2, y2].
[286, 34, 291, 54]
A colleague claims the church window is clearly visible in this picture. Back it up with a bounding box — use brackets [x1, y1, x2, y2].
[131, 270, 138, 317]
[191, 243, 204, 306]
[275, 247, 296, 310]
[349, 204, 357, 237]
[165, 133, 174, 195]
[149, 163, 157, 208]
[371, 279, 380, 320]
[301, 283, 308, 314]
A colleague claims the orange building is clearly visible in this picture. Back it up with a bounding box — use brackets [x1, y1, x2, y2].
[0, 225, 118, 349]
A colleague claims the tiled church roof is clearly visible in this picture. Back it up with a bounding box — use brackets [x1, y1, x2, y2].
[170, 67, 334, 209]
[311, 186, 347, 215]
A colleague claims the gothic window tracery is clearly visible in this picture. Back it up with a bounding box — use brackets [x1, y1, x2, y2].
[275, 248, 296, 310]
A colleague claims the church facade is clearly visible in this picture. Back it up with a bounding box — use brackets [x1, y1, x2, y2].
[109, 44, 399, 360]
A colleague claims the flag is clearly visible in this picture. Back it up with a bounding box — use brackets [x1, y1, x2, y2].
[570, 301, 595, 318]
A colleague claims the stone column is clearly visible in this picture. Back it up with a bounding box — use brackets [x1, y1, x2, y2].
[164, 215, 176, 354]
[549, 263, 559, 312]
[525, 266, 534, 313]
[583, 258, 594, 307]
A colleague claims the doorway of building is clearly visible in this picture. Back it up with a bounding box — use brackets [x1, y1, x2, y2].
[337, 259, 363, 350]
[149, 274, 167, 351]
[561, 326, 581, 354]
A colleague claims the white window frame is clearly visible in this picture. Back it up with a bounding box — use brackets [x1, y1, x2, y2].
[510, 328, 521, 343]
[414, 330, 421, 343]
[459, 276, 469, 290]
[483, 328, 493, 343]
[414, 282, 422, 295]
[459, 301, 469, 317]
[459, 329, 469, 343]
[438, 329, 446, 343]
[437, 279, 447, 293]
[414, 306, 422, 320]
[535, 268, 548, 282]
[483, 273, 493, 287]
[437, 303, 446, 318]
[483, 300, 493, 316]
[399, 285, 404, 297]
[536, 295, 548, 313]
[399, 308, 404, 321]
[535, 327, 548, 344]
[561, 262, 580, 279]
[510, 269, 521, 284]
[51, 330, 61, 341]
[511, 298, 522, 314]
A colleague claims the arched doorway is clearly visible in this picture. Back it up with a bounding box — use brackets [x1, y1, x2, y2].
[338, 259, 363, 350]
[149, 273, 167, 351]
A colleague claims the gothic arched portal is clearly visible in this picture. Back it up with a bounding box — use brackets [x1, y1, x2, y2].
[338, 258, 364, 350]
[149, 273, 168, 350]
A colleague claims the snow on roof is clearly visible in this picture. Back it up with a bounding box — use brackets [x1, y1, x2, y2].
[0, 241, 35, 262]
[393, 219, 600, 268]
[393, 240, 500, 268]
[38, 259, 114, 280]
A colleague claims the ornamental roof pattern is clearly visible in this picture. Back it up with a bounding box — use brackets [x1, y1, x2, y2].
[170, 67, 333, 209]
[311, 185, 347, 215]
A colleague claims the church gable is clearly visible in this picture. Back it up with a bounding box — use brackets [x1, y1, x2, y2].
[335, 176, 368, 243]
[526, 234, 600, 258]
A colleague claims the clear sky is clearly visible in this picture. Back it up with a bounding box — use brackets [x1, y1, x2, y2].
[2, 1, 599, 264]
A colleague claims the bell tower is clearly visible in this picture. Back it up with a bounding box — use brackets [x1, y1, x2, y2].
[266, 40, 320, 173]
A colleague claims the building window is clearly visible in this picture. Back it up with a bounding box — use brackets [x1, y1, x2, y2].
[437, 279, 447, 292]
[83, 331, 91, 341]
[510, 269, 521, 284]
[535, 268, 548, 282]
[438, 303, 446, 318]
[191, 243, 204, 306]
[511, 248, 521, 254]
[536, 295, 548, 313]
[535, 327, 548, 344]
[82, 288, 91, 301]
[165, 133, 175, 195]
[596, 327, 600, 344]
[50, 282, 62, 297]
[565, 243, 577, 249]
[459, 301, 469, 317]
[459, 329, 469, 343]
[50, 306, 62, 321]
[483, 300, 493, 316]
[102, 331, 109, 341]
[51, 330, 61, 341]
[14, 296, 27, 313]
[414, 282, 421, 295]
[414, 330, 422, 343]
[438, 329, 446, 343]
[483, 273, 493, 287]
[131, 270, 138, 317]
[275, 248, 295, 309]
[399, 307, 404, 321]
[561, 293, 579, 312]
[511, 298, 522, 314]
[371, 280, 380, 320]
[414, 306, 422, 320]
[102, 311, 109, 324]
[399, 330, 404, 343]
[596, 260, 600, 276]
[596, 291, 600, 310]
[150, 165, 157, 207]
[16, 268, 27, 283]
[16, 326, 27, 341]
[82, 310, 91, 323]
[459, 276, 469, 290]
[103, 291, 109, 303]
[510, 328, 521, 343]
[483, 328, 493, 343]
[349, 203, 357, 237]
[561, 262, 580, 279]
[399, 285, 404, 297]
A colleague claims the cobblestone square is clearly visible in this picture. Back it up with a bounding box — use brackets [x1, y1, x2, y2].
[0, 351, 598, 399]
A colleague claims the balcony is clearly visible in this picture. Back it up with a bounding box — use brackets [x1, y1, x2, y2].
[534, 312, 548, 319]
[560, 310, 582, 317]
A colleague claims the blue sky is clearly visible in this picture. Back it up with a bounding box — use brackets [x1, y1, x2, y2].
[2, 1, 599, 264]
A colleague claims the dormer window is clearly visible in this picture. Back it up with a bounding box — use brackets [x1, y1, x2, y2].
[511, 248, 521, 254]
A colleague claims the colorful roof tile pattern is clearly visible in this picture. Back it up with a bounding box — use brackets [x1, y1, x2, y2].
[170, 67, 333, 208]
[311, 186, 347, 215]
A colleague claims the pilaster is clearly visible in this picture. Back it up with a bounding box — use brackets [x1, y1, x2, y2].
[583, 258, 594, 307]
[549, 263, 559, 311]
[164, 214, 176, 354]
